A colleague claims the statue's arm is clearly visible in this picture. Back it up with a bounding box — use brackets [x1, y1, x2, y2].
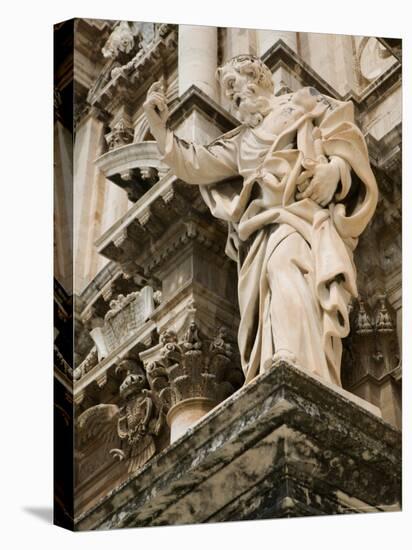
[144, 82, 239, 185]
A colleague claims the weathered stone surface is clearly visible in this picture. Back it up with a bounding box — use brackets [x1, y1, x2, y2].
[74, 362, 401, 530]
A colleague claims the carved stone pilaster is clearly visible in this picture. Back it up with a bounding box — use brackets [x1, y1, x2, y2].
[141, 323, 243, 442]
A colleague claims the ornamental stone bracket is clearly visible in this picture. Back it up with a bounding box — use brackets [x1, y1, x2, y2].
[140, 322, 244, 442]
[95, 141, 170, 202]
[75, 361, 401, 530]
[262, 39, 401, 111]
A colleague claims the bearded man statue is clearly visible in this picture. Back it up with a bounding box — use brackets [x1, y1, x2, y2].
[143, 54, 378, 387]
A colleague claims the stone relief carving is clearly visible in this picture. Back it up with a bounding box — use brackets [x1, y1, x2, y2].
[374, 295, 395, 333]
[74, 346, 98, 381]
[102, 21, 136, 59]
[77, 358, 164, 474]
[86, 22, 161, 107]
[102, 21, 158, 80]
[356, 37, 395, 83]
[144, 55, 379, 388]
[87, 286, 155, 359]
[105, 119, 134, 150]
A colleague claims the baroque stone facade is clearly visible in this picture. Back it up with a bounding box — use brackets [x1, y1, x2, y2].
[53, 19, 402, 530]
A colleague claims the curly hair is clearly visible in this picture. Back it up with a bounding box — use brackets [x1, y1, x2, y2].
[216, 54, 274, 93]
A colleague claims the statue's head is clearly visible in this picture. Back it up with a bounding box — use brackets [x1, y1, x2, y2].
[216, 55, 274, 127]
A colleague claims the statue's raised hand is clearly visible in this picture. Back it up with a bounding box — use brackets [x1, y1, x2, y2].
[143, 81, 169, 126]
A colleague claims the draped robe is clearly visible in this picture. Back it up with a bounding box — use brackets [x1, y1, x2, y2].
[160, 87, 378, 386]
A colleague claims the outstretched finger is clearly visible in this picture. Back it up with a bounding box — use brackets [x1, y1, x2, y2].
[147, 81, 163, 94]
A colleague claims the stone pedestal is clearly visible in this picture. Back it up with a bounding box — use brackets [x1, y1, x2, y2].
[75, 361, 401, 530]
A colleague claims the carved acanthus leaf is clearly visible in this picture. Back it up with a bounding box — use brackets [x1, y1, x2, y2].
[143, 324, 243, 411]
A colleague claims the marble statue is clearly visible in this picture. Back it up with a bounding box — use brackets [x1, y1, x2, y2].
[144, 54, 378, 387]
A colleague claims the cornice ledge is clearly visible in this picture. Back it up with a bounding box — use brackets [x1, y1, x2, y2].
[262, 39, 341, 100]
[168, 85, 240, 134]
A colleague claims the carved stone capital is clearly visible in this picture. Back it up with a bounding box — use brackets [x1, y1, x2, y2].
[141, 323, 243, 442]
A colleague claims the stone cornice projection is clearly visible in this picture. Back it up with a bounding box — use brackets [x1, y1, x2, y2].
[377, 37, 402, 63]
[167, 84, 239, 134]
[87, 24, 178, 114]
[95, 169, 231, 281]
[263, 39, 401, 111]
[366, 122, 402, 182]
[263, 39, 340, 98]
[75, 361, 401, 530]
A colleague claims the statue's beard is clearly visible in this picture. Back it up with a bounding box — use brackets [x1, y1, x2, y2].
[235, 95, 272, 128]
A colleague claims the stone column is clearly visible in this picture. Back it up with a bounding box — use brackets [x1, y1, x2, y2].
[224, 28, 258, 60]
[178, 25, 218, 101]
[54, 120, 73, 293]
[74, 111, 106, 293]
[257, 30, 298, 55]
